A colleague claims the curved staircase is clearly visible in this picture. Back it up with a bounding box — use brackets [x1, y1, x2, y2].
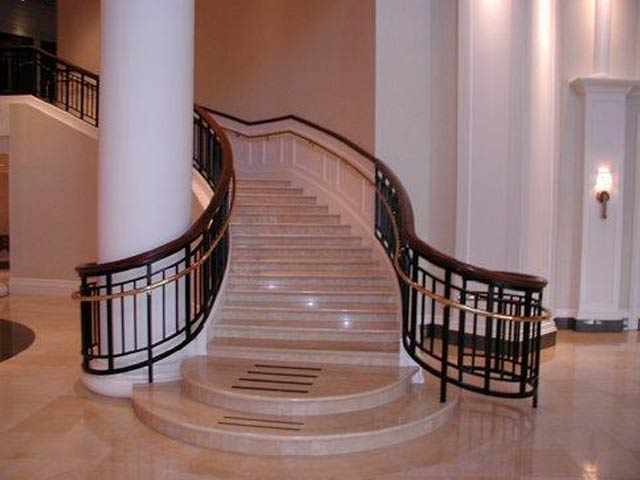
[132, 177, 458, 455]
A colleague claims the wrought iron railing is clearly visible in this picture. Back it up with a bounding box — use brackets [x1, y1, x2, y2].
[0, 46, 99, 126]
[74, 106, 234, 381]
[0, 46, 235, 381]
[208, 108, 549, 407]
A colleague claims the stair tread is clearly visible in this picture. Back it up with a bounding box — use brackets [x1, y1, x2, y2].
[224, 301, 398, 312]
[230, 272, 389, 279]
[232, 258, 378, 265]
[209, 337, 399, 353]
[181, 357, 414, 402]
[227, 285, 393, 295]
[216, 319, 398, 332]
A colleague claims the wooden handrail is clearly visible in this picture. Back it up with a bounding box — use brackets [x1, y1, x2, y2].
[206, 107, 547, 291]
[76, 105, 234, 277]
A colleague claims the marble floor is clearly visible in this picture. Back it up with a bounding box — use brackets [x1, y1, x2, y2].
[0, 295, 639, 479]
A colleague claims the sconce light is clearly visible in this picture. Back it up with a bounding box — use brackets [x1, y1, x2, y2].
[594, 166, 613, 219]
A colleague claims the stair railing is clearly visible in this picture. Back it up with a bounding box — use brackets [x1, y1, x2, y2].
[207, 108, 549, 407]
[0, 45, 235, 382]
[73, 106, 234, 381]
[0, 46, 99, 126]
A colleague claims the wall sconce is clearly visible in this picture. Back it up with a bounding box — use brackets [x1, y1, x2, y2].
[595, 166, 613, 219]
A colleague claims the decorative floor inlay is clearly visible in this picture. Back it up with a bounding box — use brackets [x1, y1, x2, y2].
[0, 318, 35, 362]
[218, 415, 304, 431]
[231, 363, 322, 394]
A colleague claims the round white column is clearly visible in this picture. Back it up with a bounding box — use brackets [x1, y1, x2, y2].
[98, 0, 194, 262]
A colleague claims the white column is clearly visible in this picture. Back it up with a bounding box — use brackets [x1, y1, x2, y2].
[98, 0, 194, 262]
[629, 116, 640, 330]
[570, 77, 636, 327]
[594, 0, 612, 76]
[375, 0, 430, 241]
[457, 0, 557, 338]
[84, 0, 194, 398]
[456, 0, 525, 271]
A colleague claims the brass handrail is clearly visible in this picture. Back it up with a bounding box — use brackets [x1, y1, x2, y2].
[222, 125, 551, 324]
[71, 174, 236, 302]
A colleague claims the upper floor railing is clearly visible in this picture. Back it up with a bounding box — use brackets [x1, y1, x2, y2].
[0, 46, 99, 126]
[207, 108, 549, 407]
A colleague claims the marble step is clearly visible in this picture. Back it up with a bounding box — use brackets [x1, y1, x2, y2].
[132, 382, 458, 455]
[226, 287, 396, 305]
[231, 234, 362, 247]
[233, 213, 341, 225]
[236, 194, 318, 205]
[236, 186, 304, 196]
[231, 223, 351, 236]
[230, 258, 380, 274]
[231, 245, 372, 260]
[228, 272, 393, 288]
[236, 179, 292, 188]
[208, 337, 400, 366]
[222, 302, 398, 322]
[235, 204, 330, 215]
[180, 357, 416, 415]
[213, 319, 398, 343]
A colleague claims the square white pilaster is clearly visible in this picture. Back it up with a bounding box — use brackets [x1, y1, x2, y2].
[571, 77, 638, 323]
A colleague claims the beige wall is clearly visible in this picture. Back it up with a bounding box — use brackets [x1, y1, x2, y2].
[57, 0, 101, 72]
[57, 0, 376, 150]
[195, 0, 375, 150]
[9, 104, 97, 281]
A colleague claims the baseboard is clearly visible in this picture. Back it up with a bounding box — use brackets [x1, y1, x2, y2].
[554, 317, 625, 332]
[423, 324, 557, 350]
[10, 277, 76, 296]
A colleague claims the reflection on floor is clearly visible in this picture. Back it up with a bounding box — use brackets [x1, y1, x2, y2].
[0, 318, 35, 362]
[0, 295, 639, 479]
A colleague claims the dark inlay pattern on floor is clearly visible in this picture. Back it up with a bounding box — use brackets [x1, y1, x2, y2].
[0, 319, 35, 362]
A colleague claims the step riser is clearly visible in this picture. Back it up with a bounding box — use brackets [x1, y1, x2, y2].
[237, 187, 304, 196]
[233, 215, 341, 225]
[231, 225, 351, 235]
[133, 393, 458, 455]
[208, 347, 399, 367]
[181, 376, 412, 416]
[226, 292, 396, 305]
[214, 325, 398, 343]
[236, 180, 291, 188]
[232, 236, 362, 247]
[231, 263, 380, 274]
[228, 276, 392, 288]
[235, 205, 329, 215]
[237, 196, 317, 205]
[231, 249, 372, 259]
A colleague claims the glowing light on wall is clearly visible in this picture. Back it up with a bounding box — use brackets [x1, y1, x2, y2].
[594, 165, 613, 219]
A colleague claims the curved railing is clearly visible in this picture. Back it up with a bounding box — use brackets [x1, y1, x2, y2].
[75, 106, 234, 381]
[208, 108, 549, 406]
[0, 46, 99, 125]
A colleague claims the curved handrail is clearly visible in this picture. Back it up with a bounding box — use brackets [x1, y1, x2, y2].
[207, 108, 547, 292]
[76, 105, 233, 277]
[218, 121, 549, 324]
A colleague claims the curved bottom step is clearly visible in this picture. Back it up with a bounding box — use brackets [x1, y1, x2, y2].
[181, 357, 417, 415]
[132, 381, 459, 456]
